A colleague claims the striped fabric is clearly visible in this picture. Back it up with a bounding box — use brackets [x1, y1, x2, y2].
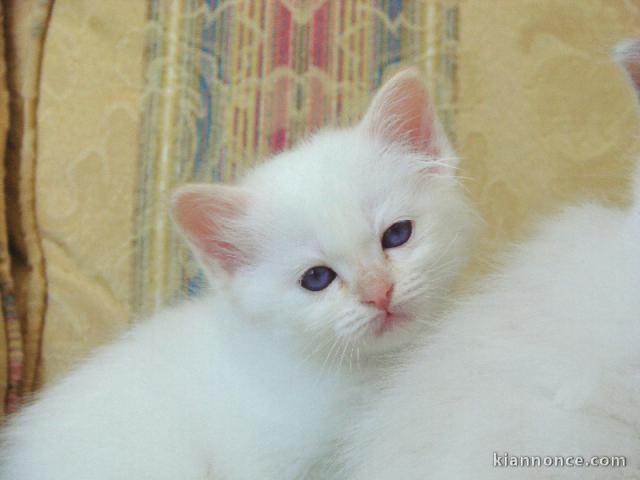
[136, 0, 459, 314]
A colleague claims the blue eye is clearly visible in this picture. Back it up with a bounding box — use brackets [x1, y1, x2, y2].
[300, 266, 337, 291]
[381, 220, 413, 249]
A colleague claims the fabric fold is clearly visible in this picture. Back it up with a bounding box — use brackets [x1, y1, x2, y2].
[2, 0, 54, 414]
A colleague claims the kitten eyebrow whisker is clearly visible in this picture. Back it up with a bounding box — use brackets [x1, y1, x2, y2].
[425, 157, 460, 171]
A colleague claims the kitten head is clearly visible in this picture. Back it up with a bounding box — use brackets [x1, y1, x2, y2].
[172, 69, 477, 358]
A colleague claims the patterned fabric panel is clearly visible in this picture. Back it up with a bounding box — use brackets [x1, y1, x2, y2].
[136, 0, 459, 313]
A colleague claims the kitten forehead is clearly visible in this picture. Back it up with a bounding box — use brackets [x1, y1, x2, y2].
[239, 128, 429, 256]
[242, 128, 427, 203]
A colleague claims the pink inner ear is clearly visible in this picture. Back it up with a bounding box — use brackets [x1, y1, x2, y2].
[172, 185, 247, 273]
[364, 68, 439, 156]
[625, 59, 640, 97]
[617, 39, 640, 99]
[386, 78, 436, 155]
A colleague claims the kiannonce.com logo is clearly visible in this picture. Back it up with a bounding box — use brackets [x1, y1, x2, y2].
[493, 452, 627, 468]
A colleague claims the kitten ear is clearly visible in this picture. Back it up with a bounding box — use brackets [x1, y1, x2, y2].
[615, 39, 640, 101]
[360, 67, 453, 163]
[615, 40, 640, 207]
[171, 184, 249, 274]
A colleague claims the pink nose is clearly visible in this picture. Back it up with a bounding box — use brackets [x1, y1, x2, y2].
[362, 281, 394, 311]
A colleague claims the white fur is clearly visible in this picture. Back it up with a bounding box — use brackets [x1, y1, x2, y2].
[341, 42, 640, 480]
[0, 86, 476, 477]
[342, 175, 640, 479]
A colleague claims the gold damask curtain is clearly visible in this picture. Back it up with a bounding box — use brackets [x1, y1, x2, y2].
[0, 0, 145, 417]
[1, 0, 52, 416]
[1, 0, 639, 420]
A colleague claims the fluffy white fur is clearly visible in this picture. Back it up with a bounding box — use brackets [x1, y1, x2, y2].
[341, 44, 640, 480]
[0, 70, 476, 479]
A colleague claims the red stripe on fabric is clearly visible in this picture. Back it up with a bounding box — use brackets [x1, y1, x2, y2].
[311, 2, 329, 68]
[337, 0, 346, 115]
[274, 1, 292, 66]
[270, 1, 293, 152]
[272, 128, 287, 152]
[308, 2, 330, 128]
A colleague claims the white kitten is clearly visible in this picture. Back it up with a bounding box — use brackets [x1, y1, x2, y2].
[342, 42, 640, 480]
[0, 70, 476, 479]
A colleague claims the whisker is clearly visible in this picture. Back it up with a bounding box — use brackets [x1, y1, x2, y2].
[302, 335, 334, 363]
[348, 318, 375, 340]
[349, 343, 355, 371]
[338, 341, 350, 372]
[321, 338, 341, 375]
[340, 315, 372, 337]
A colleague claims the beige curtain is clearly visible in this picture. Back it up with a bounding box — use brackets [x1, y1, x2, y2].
[457, 1, 640, 284]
